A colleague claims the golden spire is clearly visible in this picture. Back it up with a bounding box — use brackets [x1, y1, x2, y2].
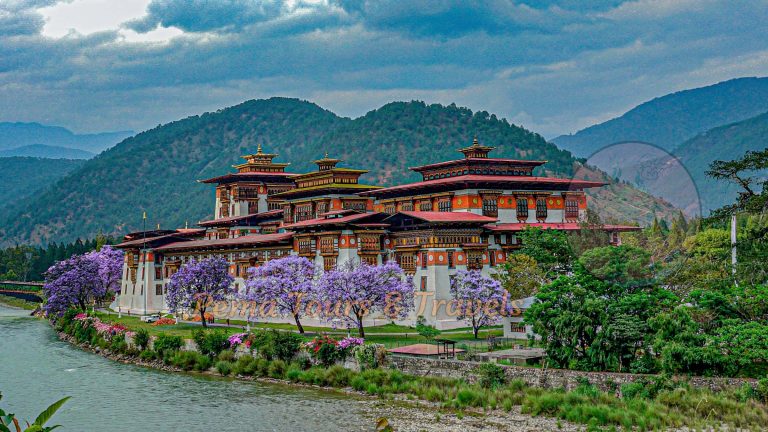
[325, 151, 329, 158]
[257, 143, 263, 154]
[473, 136, 479, 147]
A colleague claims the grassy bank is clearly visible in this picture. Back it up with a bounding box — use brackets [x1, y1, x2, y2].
[57, 309, 768, 431]
[0, 294, 39, 310]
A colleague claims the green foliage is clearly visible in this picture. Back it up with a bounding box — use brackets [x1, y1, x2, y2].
[516, 227, 574, 278]
[526, 264, 677, 372]
[0, 392, 70, 432]
[415, 316, 440, 340]
[215, 360, 234, 376]
[250, 330, 302, 362]
[192, 329, 229, 358]
[578, 245, 653, 287]
[133, 328, 150, 351]
[0, 236, 116, 281]
[152, 334, 183, 355]
[476, 363, 507, 389]
[353, 344, 387, 370]
[493, 254, 545, 300]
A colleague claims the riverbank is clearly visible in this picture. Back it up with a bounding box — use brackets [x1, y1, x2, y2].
[54, 329, 578, 431]
[0, 293, 38, 311]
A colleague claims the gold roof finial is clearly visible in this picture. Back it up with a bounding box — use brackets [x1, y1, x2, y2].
[325, 151, 329, 158]
[473, 136, 479, 147]
[257, 143, 263, 154]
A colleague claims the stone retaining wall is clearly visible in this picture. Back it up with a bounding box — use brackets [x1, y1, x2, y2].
[390, 356, 756, 393]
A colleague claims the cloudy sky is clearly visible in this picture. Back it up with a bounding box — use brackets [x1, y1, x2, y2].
[2, 0, 767, 138]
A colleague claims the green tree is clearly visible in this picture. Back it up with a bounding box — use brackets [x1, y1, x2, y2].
[516, 227, 574, 277]
[493, 254, 545, 300]
[707, 148, 768, 218]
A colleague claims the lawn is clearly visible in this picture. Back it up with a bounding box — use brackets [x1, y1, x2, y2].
[0, 294, 39, 311]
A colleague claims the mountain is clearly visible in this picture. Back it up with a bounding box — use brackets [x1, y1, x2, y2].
[621, 112, 768, 214]
[0, 98, 678, 246]
[0, 144, 94, 159]
[0, 157, 86, 223]
[0, 122, 133, 153]
[553, 77, 768, 157]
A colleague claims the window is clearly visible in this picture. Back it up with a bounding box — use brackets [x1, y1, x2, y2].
[421, 252, 427, 269]
[268, 201, 283, 211]
[482, 197, 498, 217]
[384, 204, 396, 214]
[565, 199, 579, 219]
[447, 250, 455, 269]
[323, 256, 337, 271]
[419, 201, 432, 211]
[400, 202, 413, 211]
[154, 267, 162, 280]
[536, 197, 548, 220]
[489, 251, 496, 267]
[420, 276, 427, 292]
[438, 199, 452, 212]
[361, 255, 378, 266]
[155, 284, 163, 296]
[315, 201, 329, 216]
[295, 204, 312, 222]
[517, 198, 529, 219]
[343, 201, 367, 212]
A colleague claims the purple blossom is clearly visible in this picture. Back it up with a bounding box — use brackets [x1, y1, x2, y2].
[449, 270, 513, 338]
[242, 255, 317, 333]
[43, 248, 122, 316]
[166, 257, 234, 327]
[338, 337, 364, 350]
[317, 260, 414, 337]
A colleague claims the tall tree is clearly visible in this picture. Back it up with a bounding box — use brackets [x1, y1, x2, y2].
[707, 148, 768, 218]
[449, 270, 513, 339]
[242, 255, 317, 333]
[493, 254, 546, 300]
[166, 257, 235, 327]
[317, 260, 414, 337]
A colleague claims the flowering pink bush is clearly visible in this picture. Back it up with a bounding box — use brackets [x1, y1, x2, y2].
[338, 337, 364, 350]
[74, 313, 89, 321]
[228, 332, 250, 348]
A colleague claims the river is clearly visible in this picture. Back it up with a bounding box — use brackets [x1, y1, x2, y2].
[0, 305, 370, 431]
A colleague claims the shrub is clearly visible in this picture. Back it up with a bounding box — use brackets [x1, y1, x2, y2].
[217, 349, 236, 362]
[194, 353, 213, 372]
[216, 360, 234, 376]
[353, 344, 387, 369]
[109, 334, 128, 353]
[268, 359, 287, 379]
[139, 350, 155, 361]
[133, 329, 150, 351]
[477, 363, 506, 389]
[192, 329, 229, 358]
[153, 334, 183, 355]
[307, 336, 341, 367]
[171, 351, 199, 371]
[271, 331, 303, 362]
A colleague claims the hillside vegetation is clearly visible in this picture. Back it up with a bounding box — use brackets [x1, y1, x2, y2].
[0, 157, 85, 223]
[0, 98, 677, 245]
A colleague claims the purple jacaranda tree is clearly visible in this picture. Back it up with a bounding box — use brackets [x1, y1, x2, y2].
[43, 254, 104, 316]
[242, 255, 317, 333]
[89, 245, 124, 295]
[42, 246, 125, 316]
[450, 270, 513, 338]
[167, 257, 234, 328]
[318, 260, 414, 337]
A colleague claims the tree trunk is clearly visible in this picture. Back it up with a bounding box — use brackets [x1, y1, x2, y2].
[200, 308, 208, 328]
[294, 314, 305, 334]
[357, 315, 365, 338]
[473, 326, 479, 339]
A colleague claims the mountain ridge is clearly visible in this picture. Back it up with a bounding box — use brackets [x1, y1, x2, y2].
[0, 122, 133, 153]
[0, 144, 94, 159]
[553, 77, 768, 157]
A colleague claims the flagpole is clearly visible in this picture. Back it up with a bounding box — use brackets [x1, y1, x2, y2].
[143, 211, 147, 315]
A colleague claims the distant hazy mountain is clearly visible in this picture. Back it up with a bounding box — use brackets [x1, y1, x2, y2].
[0, 122, 133, 153]
[553, 77, 768, 157]
[0, 157, 85, 223]
[0, 144, 94, 159]
[0, 98, 678, 246]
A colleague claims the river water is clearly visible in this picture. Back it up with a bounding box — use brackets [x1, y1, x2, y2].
[0, 305, 369, 431]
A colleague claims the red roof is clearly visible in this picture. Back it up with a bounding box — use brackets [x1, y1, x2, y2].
[394, 211, 498, 223]
[282, 212, 382, 229]
[410, 157, 546, 172]
[198, 210, 283, 227]
[115, 229, 205, 248]
[154, 232, 294, 252]
[359, 175, 607, 197]
[484, 223, 641, 232]
[199, 171, 297, 184]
